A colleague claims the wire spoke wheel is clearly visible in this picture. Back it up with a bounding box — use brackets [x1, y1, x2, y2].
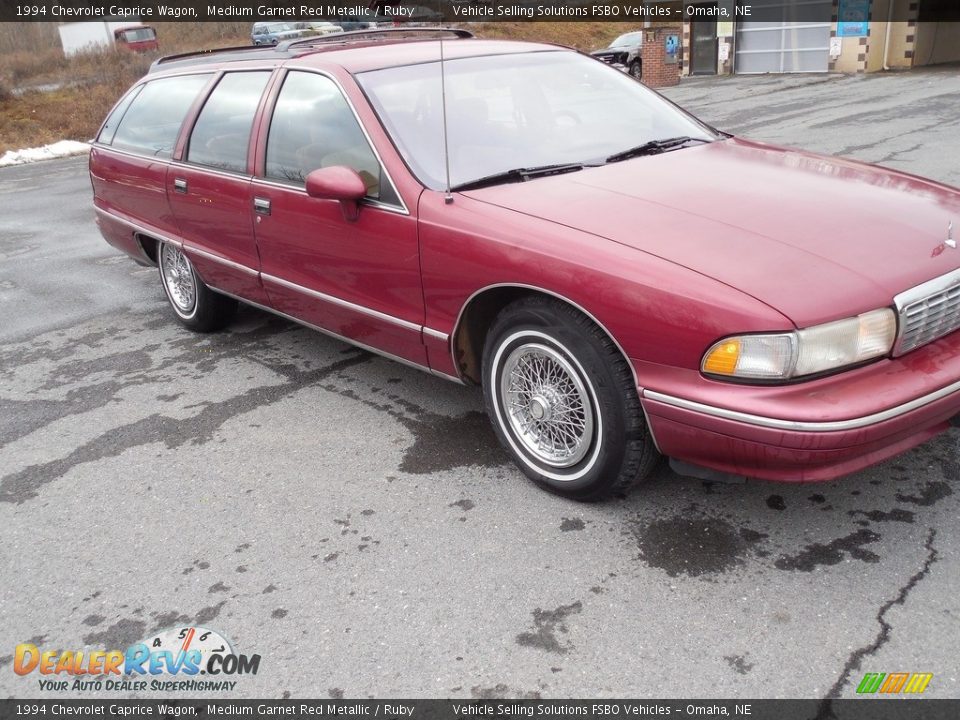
[499, 342, 595, 468]
[160, 243, 197, 315]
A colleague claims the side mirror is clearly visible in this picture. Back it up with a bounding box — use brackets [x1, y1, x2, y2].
[305, 166, 367, 221]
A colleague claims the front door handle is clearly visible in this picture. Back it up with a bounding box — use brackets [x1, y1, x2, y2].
[254, 197, 271, 216]
[173, 178, 188, 193]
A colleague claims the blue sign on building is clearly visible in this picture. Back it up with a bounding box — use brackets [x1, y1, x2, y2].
[837, 0, 871, 37]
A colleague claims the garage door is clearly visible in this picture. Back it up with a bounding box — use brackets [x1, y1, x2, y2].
[735, 0, 832, 73]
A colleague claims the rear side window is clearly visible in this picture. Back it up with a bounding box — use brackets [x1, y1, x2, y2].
[187, 71, 271, 174]
[111, 74, 211, 159]
[265, 71, 399, 205]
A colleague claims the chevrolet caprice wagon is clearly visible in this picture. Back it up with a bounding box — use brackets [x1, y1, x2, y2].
[90, 29, 960, 499]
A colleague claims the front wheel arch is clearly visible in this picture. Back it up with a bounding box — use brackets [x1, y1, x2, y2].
[451, 285, 639, 388]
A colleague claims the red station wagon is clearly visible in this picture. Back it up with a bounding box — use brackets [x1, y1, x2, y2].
[90, 29, 960, 499]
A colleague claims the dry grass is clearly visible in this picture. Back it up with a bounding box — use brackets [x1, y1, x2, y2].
[0, 51, 154, 154]
[0, 22, 641, 155]
[0, 23, 249, 154]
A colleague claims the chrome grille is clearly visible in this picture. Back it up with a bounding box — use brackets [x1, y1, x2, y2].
[893, 269, 960, 356]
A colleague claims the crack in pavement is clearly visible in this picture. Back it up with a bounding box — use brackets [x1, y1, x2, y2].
[817, 528, 939, 714]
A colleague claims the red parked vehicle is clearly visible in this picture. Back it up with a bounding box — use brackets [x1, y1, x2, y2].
[113, 25, 159, 53]
[89, 29, 960, 499]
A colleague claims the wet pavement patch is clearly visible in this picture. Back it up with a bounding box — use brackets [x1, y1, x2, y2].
[632, 515, 768, 578]
[471, 684, 542, 700]
[0, 352, 371, 504]
[774, 529, 881, 572]
[82, 618, 147, 649]
[515, 601, 583, 654]
[449, 499, 475, 512]
[896, 481, 952, 506]
[560, 517, 586, 532]
[766, 495, 786, 511]
[398, 410, 508, 474]
[849, 509, 915, 524]
[723, 654, 754, 675]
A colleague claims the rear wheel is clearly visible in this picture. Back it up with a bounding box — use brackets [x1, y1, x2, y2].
[157, 242, 236, 333]
[482, 296, 659, 500]
[629, 60, 642, 79]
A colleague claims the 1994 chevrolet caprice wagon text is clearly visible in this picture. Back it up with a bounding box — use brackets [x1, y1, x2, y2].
[90, 29, 960, 499]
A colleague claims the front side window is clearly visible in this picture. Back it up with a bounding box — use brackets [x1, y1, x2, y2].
[358, 51, 716, 190]
[187, 71, 271, 174]
[110, 74, 212, 158]
[265, 71, 397, 204]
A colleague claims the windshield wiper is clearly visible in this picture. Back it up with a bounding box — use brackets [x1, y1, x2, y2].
[605, 136, 709, 164]
[451, 163, 587, 192]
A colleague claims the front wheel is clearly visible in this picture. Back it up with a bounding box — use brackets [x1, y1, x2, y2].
[482, 296, 659, 500]
[157, 242, 236, 333]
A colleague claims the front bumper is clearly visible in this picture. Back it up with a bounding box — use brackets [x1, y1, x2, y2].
[638, 331, 960, 482]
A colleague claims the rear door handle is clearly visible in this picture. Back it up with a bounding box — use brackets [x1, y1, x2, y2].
[173, 178, 188, 193]
[254, 197, 271, 216]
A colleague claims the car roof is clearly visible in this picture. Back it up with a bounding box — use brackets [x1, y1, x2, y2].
[151, 32, 568, 76]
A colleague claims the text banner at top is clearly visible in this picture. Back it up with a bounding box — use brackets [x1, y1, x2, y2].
[1, 1, 958, 24]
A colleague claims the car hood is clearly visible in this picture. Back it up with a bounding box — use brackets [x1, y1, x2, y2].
[461, 137, 960, 327]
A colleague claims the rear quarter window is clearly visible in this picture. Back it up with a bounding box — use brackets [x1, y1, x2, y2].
[109, 74, 212, 159]
[97, 85, 143, 146]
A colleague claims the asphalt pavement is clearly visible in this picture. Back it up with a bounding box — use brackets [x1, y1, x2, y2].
[1, 67, 958, 701]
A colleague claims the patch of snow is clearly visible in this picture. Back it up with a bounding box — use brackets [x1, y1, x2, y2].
[0, 140, 90, 167]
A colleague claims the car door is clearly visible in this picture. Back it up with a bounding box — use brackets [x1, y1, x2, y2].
[251, 69, 426, 366]
[167, 70, 273, 304]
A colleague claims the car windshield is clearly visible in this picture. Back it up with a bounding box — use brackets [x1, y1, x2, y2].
[357, 51, 716, 190]
[611, 32, 642, 48]
[263, 23, 293, 32]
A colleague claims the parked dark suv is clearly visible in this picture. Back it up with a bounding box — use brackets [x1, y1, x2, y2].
[591, 31, 643, 78]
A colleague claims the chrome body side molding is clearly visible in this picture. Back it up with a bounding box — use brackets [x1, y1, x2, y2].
[644, 381, 960, 432]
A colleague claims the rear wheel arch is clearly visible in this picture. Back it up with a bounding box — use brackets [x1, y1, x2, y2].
[134, 233, 159, 266]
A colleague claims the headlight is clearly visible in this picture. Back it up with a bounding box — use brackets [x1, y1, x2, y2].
[702, 308, 897, 381]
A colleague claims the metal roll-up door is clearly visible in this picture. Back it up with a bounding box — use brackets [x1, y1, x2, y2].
[735, 0, 832, 74]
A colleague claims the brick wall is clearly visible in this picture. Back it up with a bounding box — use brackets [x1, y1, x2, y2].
[641, 26, 682, 88]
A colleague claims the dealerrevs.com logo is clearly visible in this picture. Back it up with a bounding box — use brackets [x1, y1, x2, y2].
[13, 626, 260, 692]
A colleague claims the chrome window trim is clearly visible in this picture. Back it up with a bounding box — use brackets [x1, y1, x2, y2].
[261, 273, 422, 334]
[250, 177, 409, 216]
[892, 267, 960, 357]
[93, 145, 405, 215]
[263, 66, 409, 215]
[644, 380, 960, 433]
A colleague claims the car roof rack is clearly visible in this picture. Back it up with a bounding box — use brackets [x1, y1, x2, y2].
[149, 27, 476, 73]
[277, 26, 475, 52]
[150, 44, 282, 72]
